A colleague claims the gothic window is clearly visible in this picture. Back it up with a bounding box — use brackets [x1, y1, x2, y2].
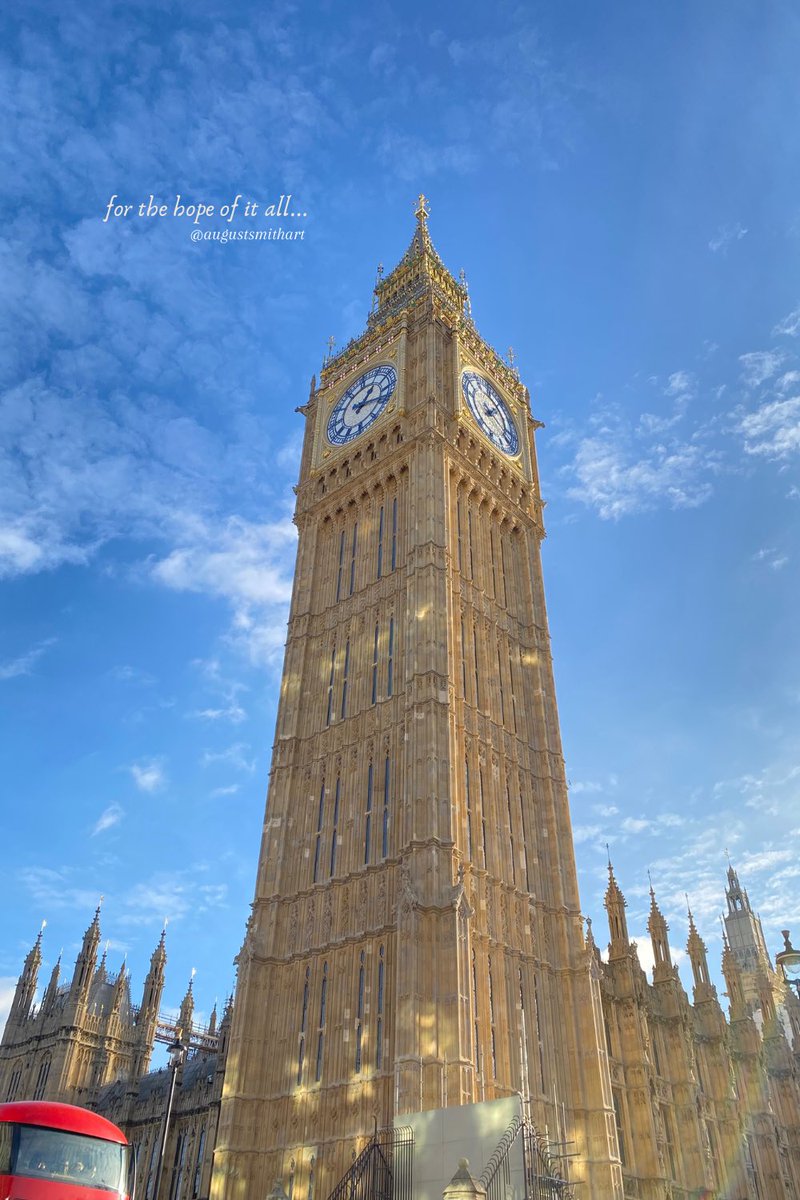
[341, 640, 350, 718]
[505, 782, 516, 886]
[329, 778, 341, 877]
[499, 536, 508, 608]
[490, 526, 498, 599]
[349, 522, 358, 596]
[387, 617, 395, 697]
[472, 950, 480, 1072]
[381, 756, 391, 858]
[354, 950, 365, 1072]
[456, 498, 464, 572]
[192, 1127, 206, 1198]
[308, 1159, 315, 1200]
[467, 507, 475, 579]
[460, 616, 467, 697]
[169, 1132, 187, 1200]
[32, 1057, 50, 1100]
[488, 956, 497, 1077]
[5, 1068, 21, 1101]
[497, 642, 506, 725]
[313, 783, 325, 884]
[297, 967, 310, 1085]
[612, 1091, 626, 1167]
[315, 964, 328, 1082]
[508, 647, 518, 733]
[660, 1106, 677, 1180]
[479, 765, 488, 870]
[364, 762, 373, 865]
[465, 757, 473, 861]
[390, 496, 398, 571]
[473, 622, 480, 708]
[375, 946, 385, 1069]
[376, 504, 384, 578]
[335, 530, 345, 602]
[371, 622, 379, 704]
[533, 974, 545, 1088]
[326, 645, 336, 727]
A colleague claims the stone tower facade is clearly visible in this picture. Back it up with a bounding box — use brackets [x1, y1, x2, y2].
[210, 199, 622, 1200]
[724, 864, 775, 1010]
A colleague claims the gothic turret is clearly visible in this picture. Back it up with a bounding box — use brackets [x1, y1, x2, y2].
[605, 859, 630, 960]
[721, 930, 748, 1022]
[723, 863, 772, 1000]
[178, 974, 195, 1041]
[646, 881, 673, 984]
[69, 903, 102, 1006]
[685, 903, 715, 1003]
[8, 926, 43, 1024]
[132, 927, 167, 1081]
[41, 953, 62, 1014]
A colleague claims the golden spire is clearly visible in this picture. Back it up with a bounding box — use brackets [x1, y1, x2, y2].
[415, 193, 430, 226]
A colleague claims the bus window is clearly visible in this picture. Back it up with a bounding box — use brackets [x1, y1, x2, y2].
[10, 1124, 128, 1193]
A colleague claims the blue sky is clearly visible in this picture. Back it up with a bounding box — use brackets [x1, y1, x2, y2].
[2, 0, 799, 1034]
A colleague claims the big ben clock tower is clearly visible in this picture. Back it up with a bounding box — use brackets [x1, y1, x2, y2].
[211, 199, 622, 1200]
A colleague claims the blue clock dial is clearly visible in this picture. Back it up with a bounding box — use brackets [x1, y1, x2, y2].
[327, 365, 397, 445]
[461, 372, 519, 456]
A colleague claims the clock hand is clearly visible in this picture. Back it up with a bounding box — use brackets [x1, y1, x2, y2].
[353, 386, 377, 413]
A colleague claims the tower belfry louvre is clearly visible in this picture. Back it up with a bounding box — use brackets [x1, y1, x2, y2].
[210, 199, 623, 1200]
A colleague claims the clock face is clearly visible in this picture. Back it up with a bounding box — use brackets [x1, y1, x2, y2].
[461, 371, 519, 456]
[327, 364, 397, 445]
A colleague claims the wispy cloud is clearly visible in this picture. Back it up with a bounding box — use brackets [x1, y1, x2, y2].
[129, 759, 166, 793]
[773, 306, 800, 338]
[708, 222, 748, 253]
[91, 804, 124, 836]
[739, 349, 787, 388]
[200, 743, 256, 773]
[737, 395, 800, 459]
[752, 546, 789, 571]
[0, 637, 57, 680]
[566, 435, 714, 520]
[210, 784, 240, 798]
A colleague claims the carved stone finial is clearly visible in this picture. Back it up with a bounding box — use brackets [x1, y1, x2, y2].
[415, 194, 430, 224]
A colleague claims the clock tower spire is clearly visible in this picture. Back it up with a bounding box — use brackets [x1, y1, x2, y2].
[212, 204, 622, 1200]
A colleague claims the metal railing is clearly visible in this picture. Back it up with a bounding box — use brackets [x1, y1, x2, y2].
[480, 1116, 574, 1200]
[326, 1126, 414, 1200]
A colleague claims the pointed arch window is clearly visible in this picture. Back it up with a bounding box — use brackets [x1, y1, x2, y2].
[387, 617, 395, 698]
[313, 782, 325, 884]
[371, 622, 380, 704]
[297, 967, 310, 1084]
[354, 950, 365, 1072]
[335, 530, 345, 603]
[341, 640, 350, 719]
[315, 963, 328, 1082]
[349, 522, 358, 596]
[488, 957, 497, 1077]
[377, 505, 384, 579]
[381, 756, 391, 858]
[390, 496, 398, 571]
[465, 757, 473, 861]
[375, 945, 385, 1069]
[329, 778, 341, 877]
[326, 644, 336, 727]
[364, 762, 373, 865]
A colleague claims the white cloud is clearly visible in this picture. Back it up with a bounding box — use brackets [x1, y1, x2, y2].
[621, 816, 652, 834]
[567, 435, 713, 520]
[17, 866, 101, 912]
[150, 514, 296, 667]
[708, 222, 748, 253]
[739, 350, 787, 388]
[210, 784, 240, 798]
[130, 759, 166, 793]
[572, 824, 603, 844]
[117, 871, 229, 928]
[773, 306, 800, 338]
[752, 546, 789, 571]
[0, 637, 57, 680]
[201, 743, 256, 773]
[189, 702, 246, 724]
[593, 804, 620, 817]
[91, 804, 124, 836]
[737, 396, 800, 459]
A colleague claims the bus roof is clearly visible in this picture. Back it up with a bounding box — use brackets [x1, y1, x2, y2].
[0, 1101, 128, 1145]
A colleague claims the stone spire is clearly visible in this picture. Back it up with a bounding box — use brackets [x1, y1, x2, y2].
[721, 929, 748, 1021]
[70, 902, 102, 1004]
[139, 925, 167, 1017]
[646, 877, 673, 983]
[685, 900, 715, 1003]
[178, 973, 195, 1041]
[42, 952, 62, 1013]
[9, 924, 44, 1023]
[366, 195, 468, 332]
[604, 856, 630, 960]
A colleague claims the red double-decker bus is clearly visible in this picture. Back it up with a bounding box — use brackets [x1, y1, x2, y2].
[0, 1101, 133, 1199]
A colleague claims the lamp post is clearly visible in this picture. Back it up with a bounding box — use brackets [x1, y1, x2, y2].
[151, 1036, 187, 1200]
[776, 930, 800, 1001]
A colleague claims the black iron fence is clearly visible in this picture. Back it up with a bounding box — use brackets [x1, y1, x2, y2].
[325, 1126, 414, 1200]
[480, 1116, 574, 1200]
